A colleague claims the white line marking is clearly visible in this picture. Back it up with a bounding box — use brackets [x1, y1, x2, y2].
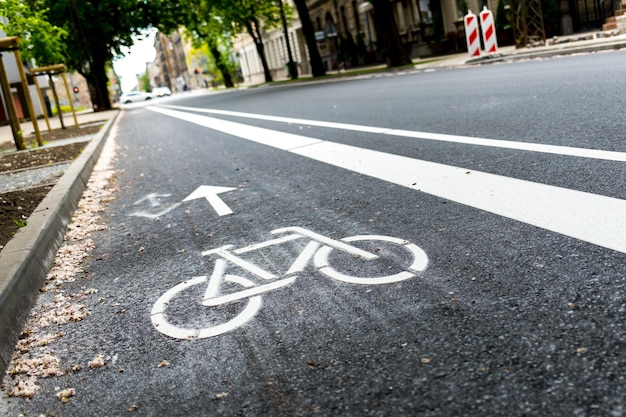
[160, 104, 626, 162]
[184, 185, 236, 216]
[202, 277, 296, 306]
[147, 106, 626, 253]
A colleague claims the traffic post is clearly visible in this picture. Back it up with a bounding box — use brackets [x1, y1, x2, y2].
[464, 10, 481, 58]
[479, 6, 499, 54]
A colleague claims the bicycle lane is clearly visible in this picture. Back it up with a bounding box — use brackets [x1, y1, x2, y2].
[2, 104, 626, 416]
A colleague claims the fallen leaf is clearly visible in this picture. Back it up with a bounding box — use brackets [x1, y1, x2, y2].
[89, 354, 105, 369]
[56, 387, 75, 403]
[306, 360, 319, 368]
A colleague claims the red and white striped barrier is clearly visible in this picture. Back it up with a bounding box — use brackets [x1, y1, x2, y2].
[479, 6, 498, 54]
[464, 10, 481, 58]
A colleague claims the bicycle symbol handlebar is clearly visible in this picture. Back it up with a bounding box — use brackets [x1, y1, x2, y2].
[151, 227, 428, 339]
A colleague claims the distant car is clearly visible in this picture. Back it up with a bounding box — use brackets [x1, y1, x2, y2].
[120, 91, 153, 104]
[152, 87, 172, 97]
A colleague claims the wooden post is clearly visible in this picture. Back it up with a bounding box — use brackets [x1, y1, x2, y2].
[0, 53, 26, 150]
[13, 48, 43, 146]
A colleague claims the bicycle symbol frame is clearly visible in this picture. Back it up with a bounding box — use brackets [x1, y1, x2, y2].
[151, 227, 429, 339]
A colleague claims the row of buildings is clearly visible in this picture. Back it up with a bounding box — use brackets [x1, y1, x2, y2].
[237, 0, 625, 83]
[1, 0, 622, 122]
[143, 0, 625, 90]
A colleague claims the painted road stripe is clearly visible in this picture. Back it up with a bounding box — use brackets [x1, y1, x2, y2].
[148, 106, 626, 254]
[161, 104, 626, 163]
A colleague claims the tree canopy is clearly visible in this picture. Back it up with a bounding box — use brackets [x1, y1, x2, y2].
[0, 0, 67, 65]
[0, 0, 410, 111]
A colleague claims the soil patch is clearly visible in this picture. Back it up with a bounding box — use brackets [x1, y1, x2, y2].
[0, 123, 104, 249]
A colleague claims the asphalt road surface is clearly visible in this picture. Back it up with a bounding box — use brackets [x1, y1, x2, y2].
[2, 51, 626, 416]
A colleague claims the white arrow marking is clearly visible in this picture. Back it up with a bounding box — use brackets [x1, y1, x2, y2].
[184, 185, 236, 216]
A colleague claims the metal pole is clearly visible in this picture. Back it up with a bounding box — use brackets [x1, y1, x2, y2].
[0, 53, 26, 150]
[14, 48, 42, 146]
[48, 73, 65, 130]
[61, 72, 79, 127]
[32, 75, 51, 132]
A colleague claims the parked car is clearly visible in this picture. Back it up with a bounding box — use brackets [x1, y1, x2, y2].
[120, 91, 153, 104]
[152, 87, 172, 97]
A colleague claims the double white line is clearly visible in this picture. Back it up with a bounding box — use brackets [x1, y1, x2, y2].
[148, 105, 626, 254]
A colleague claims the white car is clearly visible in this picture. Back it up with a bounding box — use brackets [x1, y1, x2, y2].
[120, 91, 153, 104]
[152, 87, 172, 97]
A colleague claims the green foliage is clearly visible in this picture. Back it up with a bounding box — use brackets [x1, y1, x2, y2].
[495, 0, 511, 31]
[140, 72, 151, 92]
[0, 0, 67, 64]
[13, 219, 27, 228]
[39, 0, 180, 109]
[542, 0, 559, 33]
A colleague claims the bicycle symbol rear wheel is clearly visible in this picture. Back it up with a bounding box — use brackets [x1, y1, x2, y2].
[315, 235, 428, 285]
[151, 275, 262, 339]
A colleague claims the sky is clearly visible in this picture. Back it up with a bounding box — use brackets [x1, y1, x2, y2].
[112, 30, 157, 94]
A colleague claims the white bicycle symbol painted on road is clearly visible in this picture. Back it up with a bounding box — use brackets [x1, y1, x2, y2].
[151, 227, 429, 339]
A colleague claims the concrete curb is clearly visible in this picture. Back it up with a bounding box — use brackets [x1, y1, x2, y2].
[0, 112, 119, 375]
[468, 39, 626, 65]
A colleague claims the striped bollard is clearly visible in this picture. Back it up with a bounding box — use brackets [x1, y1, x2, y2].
[479, 6, 499, 54]
[464, 10, 481, 58]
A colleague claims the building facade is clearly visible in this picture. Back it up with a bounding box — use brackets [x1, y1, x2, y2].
[154, 31, 191, 93]
[235, 0, 622, 83]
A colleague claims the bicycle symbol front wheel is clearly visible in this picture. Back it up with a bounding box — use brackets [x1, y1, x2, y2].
[151, 275, 262, 339]
[315, 235, 428, 285]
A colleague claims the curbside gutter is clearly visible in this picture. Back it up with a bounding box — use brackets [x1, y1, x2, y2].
[0, 112, 119, 376]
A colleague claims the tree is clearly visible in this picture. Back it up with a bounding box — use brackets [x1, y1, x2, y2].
[0, 0, 67, 150]
[217, 0, 285, 83]
[176, 0, 236, 88]
[370, 0, 411, 67]
[140, 72, 151, 92]
[292, 0, 326, 77]
[42, 0, 167, 111]
[0, 0, 67, 65]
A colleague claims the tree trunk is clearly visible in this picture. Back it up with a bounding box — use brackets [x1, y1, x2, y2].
[85, 48, 113, 111]
[370, 0, 411, 67]
[293, 0, 326, 77]
[245, 20, 273, 83]
[208, 38, 235, 88]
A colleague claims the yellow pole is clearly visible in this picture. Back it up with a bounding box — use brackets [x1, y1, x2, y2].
[0, 54, 26, 149]
[13, 48, 43, 146]
[32, 75, 51, 132]
[61, 72, 79, 127]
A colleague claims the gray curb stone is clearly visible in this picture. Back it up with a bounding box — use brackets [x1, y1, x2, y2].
[0, 112, 119, 375]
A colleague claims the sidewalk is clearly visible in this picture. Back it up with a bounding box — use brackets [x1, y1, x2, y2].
[416, 31, 626, 69]
[0, 109, 119, 150]
[0, 111, 118, 375]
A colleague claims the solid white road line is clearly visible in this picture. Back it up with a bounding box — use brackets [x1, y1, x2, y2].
[160, 104, 626, 163]
[148, 106, 626, 254]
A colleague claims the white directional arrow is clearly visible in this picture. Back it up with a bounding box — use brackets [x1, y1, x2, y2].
[183, 186, 237, 216]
